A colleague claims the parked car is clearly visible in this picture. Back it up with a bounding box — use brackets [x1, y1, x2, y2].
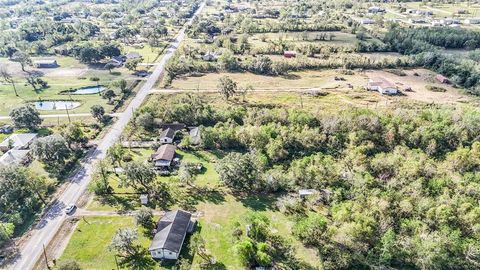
[65, 204, 76, 215]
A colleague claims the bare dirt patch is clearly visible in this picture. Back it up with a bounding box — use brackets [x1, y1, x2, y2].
[365, 69, 475, 105]
[44, 68, 87, 77]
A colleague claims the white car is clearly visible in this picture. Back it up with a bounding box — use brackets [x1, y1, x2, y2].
[65, 204, 76, 215]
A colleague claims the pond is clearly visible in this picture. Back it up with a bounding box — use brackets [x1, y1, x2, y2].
[70, 86, 105, 95]
[34, 101, 81, 110]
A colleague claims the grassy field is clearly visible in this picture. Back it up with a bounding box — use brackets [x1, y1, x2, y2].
[67, 146, 322, 269]
[0, 56, 141, 116]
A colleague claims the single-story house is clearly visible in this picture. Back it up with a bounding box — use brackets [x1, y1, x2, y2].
[151, 144, 176, 168]
[105, 58, 123, 68]
[368, 6, 385, 13]
[149, 210, 196, 260]
[0, 133, 37, 151]
[156, 122, 187, 132]
[366, 78, 398, 95]
[189, 127, 201, 145]
[159, 128, 175, 144]
[0, 125, 13, 134]
[34, 59, 58, 68]
[0, 149, 31, 166]
[202, 51, 218, 61]
[283, 51, 297, 58]
[126, 52, 142, 60]
[436, 74, 449, 84]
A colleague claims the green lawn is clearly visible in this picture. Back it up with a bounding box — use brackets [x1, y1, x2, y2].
[59, 216, 167, 270]
[0, 56, 140, 115]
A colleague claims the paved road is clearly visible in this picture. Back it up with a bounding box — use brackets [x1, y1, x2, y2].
[8, 3, 205, 270]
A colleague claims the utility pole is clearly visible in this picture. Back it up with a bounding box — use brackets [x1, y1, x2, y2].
[114, 254, 120, 270]
[43, 244, 50, 269]
[65, 105, 71, 123]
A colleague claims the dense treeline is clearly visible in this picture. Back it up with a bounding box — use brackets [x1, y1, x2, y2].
[384, 27, 480, 54]
[384, 26, 480, 94]
[142, 94, 480, 269]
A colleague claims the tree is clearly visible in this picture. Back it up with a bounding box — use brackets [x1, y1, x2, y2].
[109, 228, 139, 257]
[102, 89, 116, 104]
[125, 58, 142, 71]
[9, 105, 42, 130]
[104, 62, 116, 74]
[134, 207, 154, 230]
[134, 112, 155, 131]
[123, 161, 156, 191]
[115, 79, 129, 95]
[31, 134, 72, 167]
[107, 143, 126, 170]
[25, 73, 48, 91]
[0, 67, 18, 96]
[90, 160, 112, 195]
[217, 76, 237, 100]
[61, 123, 88, 150]
[90, 105, 105, 123]
[0, 222, 15, 246]
[190, 233, 216, 266]
[216, 152, 263, 192]
[0, 166, 41, 227]
[11, 51, 31, 72]
[57, 260, 81, 270]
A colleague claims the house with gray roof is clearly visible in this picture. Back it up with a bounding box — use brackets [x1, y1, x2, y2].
[159, 128, 175, 144]
[151, 144, 176, 168]
[0, 149, 31, 166]
[0, 133, 37, 151]
[189, 127, 201, 145]
[149, 210, 195, 260]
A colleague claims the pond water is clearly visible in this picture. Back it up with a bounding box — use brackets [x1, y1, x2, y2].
[71, 86, 105, 95]
[34, 101, 81, 110]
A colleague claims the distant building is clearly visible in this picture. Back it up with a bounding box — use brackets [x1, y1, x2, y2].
[0, 149, 31, 166]
[149, 210, 196, 260]
[440, 18, 461, 25]
[360, 19, 375, 25]
[151, 144, 176, 168]
[283, 51, 297, 58]
[0, 133, 37, 151]
[366, 78, 398, 95]
[34, 59, 58, 68]
[409, 18, 427, 24]
[299, 189, 317, 199]
[159, 128, 175, 144]
[126, 52, 142, 60]
[368, 6, 385, 14]
[464, 18, 480, 25]
[202, 51, 218, 61]
[436, 74, 449, 84]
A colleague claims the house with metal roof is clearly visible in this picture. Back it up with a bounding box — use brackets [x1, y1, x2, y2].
[149, 210, 195, 260]
[159, 128, 175, 144]
[0, 149, 31, 166]
[0, 133, 37, 151]
[151, 144, 176, 168]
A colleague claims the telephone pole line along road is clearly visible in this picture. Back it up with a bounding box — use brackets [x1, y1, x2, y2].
[8, 3, 205, 269]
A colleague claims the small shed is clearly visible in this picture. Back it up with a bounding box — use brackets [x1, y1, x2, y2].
[202, 51, 218, 61]
[436, 74, 449, 84]
[34, 59, 58, 68]
[299, 189, 317, 199]
[140, 194, 148, 205]
[283, 51, 297, 58]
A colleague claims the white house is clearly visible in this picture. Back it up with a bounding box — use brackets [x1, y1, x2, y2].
[465, 18, 480, 25]
[366, 78, 398, 95]
[149, 210, 196, 260]
[0, 133, 37, 151]
[159, 128, 175, 144]
[0, 149, 31, 166]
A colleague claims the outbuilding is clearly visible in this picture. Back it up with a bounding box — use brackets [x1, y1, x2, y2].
[436, 74, 449, 84]
[283, 51, 297, 58]
[34, 59, 58, 68]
